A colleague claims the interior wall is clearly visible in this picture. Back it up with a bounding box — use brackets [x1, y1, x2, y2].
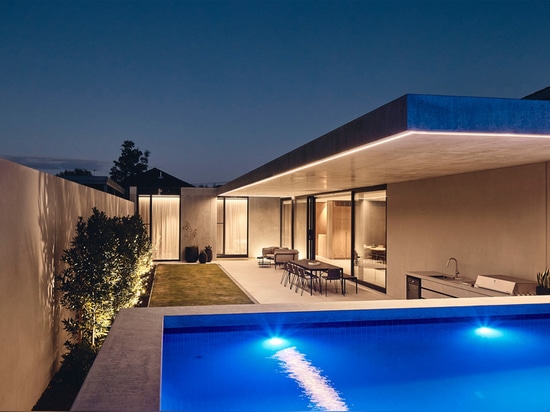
[316, 203, 327, 257]
[387, 163, 547, 299]
[366, 201, 386, 246]
[0, 159, 134, 411]
[329, 201, 352, 259]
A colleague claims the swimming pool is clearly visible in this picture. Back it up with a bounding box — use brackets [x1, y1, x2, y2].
[161, 304, 550, 411]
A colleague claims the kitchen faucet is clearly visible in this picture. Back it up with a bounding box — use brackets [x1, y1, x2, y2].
[446, 257, 460, 277]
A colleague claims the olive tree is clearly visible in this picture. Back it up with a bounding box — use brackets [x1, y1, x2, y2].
[58, 208, 152, 349]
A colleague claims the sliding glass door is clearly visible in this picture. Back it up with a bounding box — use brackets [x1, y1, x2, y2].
[287, 188, 387, 293]
[353, 189, 387, 292]
[293, 198, 307, 259]
[310, 192, 352, 273]
[281, 199, 293, 248]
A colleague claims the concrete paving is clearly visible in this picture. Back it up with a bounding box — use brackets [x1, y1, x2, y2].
[218, 258, 391, 303]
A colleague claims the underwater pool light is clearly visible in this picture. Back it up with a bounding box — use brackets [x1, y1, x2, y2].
[475, 326, 503, 338]
[263, 337, 290, 349]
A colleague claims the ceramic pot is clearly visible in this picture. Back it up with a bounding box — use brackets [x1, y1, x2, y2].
[199, 251, 207, 264]
[185, 246, 199, 263]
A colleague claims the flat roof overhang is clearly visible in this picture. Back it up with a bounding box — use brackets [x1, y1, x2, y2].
[219, 94, 550, 197]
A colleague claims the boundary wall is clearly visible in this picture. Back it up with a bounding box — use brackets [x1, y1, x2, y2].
[0, 159, 134, 410]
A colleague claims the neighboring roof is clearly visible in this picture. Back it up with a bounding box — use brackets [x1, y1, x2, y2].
[523, 86, 550, 100]
[125, 167, 194, 193]
[219, 94, 550, 197]
[62, 175, 125, 197]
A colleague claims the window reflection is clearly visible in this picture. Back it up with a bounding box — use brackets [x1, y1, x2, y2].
[281, 199, 293, 249]
[312, 192, 352, 274]
[294, 198, 307, 257]
[354, 190, 387, 291]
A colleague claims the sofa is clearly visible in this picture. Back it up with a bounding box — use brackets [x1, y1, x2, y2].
[261, 246, 299, 268]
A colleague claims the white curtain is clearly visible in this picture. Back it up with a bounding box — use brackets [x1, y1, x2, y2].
[151, 196, 180, 260]
[138, 196, 151, 226]
[216, 198, 224, 255]
[224, 198, 247, 255]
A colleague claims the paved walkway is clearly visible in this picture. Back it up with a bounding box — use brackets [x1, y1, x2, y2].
[217, 258, 391, 304]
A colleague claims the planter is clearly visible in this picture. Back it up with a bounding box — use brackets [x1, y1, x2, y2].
[185, 246, 199, 263]
[199, 251, 207, 264]
[536, 286, 550, 295]
[205, 249, 213, 262]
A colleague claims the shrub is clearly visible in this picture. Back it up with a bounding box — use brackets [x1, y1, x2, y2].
[58, 208, 152, 349]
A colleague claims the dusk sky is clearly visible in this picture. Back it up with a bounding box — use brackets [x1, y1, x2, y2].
[1, 0, 549, 185]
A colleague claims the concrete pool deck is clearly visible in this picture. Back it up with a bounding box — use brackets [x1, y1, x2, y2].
[217, 258, 391, 303]
[71, 261, 550, 411]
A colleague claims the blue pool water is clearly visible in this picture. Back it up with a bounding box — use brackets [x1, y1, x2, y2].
[161, 304, 550, 411]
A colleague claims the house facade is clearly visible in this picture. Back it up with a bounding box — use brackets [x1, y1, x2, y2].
[208, 93, 550, 298]
[135, 93, 550, 299]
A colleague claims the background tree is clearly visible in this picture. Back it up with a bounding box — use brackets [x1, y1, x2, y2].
[58, 208, 153, 349]
[57, 168, 92, 177]
[109, 140, 150, 184]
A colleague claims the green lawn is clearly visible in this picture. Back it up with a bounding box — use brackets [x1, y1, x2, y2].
[149, 263, 254, 306]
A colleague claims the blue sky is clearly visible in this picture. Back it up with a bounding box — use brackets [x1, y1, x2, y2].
[1, 0, 549, 185]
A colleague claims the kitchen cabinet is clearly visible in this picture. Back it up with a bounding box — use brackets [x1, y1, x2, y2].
[407, 271, 507, 299]
[421, 288, 452, 299]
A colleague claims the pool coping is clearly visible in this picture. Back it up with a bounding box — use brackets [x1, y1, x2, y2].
[71, 296, 550, 411]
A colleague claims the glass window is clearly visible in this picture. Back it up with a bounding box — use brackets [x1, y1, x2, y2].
[139, 195, 180, 260]
[293, 198, 307, 258]
[312, 192, 352, 274]
[353, 189, 387, 291]
[217, 197, 248, 256]
[216, 198, 224, 256]
[224, 198, 248, 255]
[281, 199, 293, 248]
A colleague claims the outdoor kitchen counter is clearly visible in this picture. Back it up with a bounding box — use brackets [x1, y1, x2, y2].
[407, 271, 508, 299]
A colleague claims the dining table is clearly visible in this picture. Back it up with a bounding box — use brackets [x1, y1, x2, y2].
[290, 259, 344, 296]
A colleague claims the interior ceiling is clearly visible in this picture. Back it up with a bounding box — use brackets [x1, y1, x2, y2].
[220, 131, 550, 198]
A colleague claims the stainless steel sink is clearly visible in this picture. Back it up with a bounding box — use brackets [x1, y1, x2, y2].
[429, 274, 474, 286]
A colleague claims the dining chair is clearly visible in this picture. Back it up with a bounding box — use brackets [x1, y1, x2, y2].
[287, 262, 299, 289]
[280, 261, 291, 286]
[342, 272, 358, 295]
[283, 261, 297, 288]
[322, 268, 343, 296]
[294, 265, 319, 295]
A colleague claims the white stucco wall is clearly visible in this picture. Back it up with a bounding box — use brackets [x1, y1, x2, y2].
[387, 162, 547, 299]
[0, 159, 134, 411]
[248, 197, 280, 258]
[181, 187, 218, 258]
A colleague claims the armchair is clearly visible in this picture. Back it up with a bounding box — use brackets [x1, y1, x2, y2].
[273, 248, 299, 269]
[262, 246, 299, 269]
